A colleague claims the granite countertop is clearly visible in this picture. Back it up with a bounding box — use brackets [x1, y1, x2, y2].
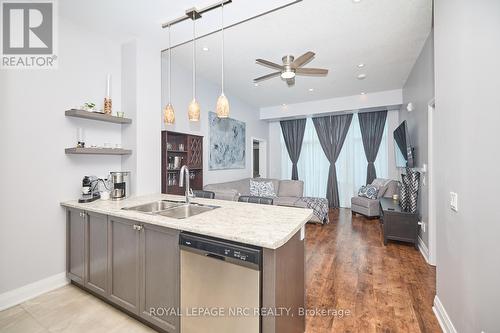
[61, 193, 313, 250]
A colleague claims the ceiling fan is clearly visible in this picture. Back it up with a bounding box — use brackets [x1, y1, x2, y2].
[254, 51, 328, 86]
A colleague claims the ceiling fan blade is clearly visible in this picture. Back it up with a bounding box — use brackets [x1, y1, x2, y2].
[286, 77, 295, 87]
[296, 68, 329, 75]
[253, 72, 281, 82]
[255, 59, 283, 70]
[291, 51, 315, 68]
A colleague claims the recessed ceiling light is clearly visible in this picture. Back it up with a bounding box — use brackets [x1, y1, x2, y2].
[202, 47, 209, 51]
[357, 74, 367, 80]
[357, 63, 365, 68]
[352, 0, 361, 3]
[254, 83, 259, 87]
[360, 92, 366, 95]
[282, 103, 286, 106]
[308, 88, 314, 92]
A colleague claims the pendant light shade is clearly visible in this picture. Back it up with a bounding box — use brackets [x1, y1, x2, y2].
[188, 98, 200, 121]
[216, 2, 230, 118]
[216, 94, 229, 118]
[164, 25, 175, 125]
[189, 13, 200, 122]
[164, 103, 175, 124]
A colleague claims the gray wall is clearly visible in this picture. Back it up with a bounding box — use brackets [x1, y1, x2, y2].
[434, 0, 500, 331]
[0, 18, 123, 294]
[399, 31, 434, 247]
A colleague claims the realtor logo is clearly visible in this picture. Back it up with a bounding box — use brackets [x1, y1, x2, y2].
[1, 0, 57, 68]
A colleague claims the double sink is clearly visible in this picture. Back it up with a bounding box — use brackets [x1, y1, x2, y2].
[122, 200, 219, 219]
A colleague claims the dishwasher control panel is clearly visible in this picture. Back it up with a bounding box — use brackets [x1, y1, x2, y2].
[180, 232, 261, 267]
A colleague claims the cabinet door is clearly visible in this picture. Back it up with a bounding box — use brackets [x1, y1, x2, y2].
[67, 208, 85, 285]
[140, 224, 180, 333]
[187, 135, 202, 169]
[85, 212, 108, 296]
[108, 217, 141, 314]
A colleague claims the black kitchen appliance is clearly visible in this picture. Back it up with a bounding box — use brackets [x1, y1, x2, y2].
[78, 176, 101, 203]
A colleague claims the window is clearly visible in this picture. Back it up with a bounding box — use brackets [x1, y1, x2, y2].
[281, 114, 388, 208]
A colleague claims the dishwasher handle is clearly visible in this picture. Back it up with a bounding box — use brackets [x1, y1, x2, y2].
[205, 253, 226, 261]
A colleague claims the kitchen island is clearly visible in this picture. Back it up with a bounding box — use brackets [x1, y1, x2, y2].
[61, 194, 312, 333]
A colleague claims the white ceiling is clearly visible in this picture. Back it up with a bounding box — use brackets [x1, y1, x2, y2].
[163, 0, 432, 108]
[59, 0, 298, 47]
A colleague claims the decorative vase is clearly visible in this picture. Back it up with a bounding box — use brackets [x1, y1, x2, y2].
[104, 97, 112, 115]
[407, 169, 420, 213]
[400, 174, 409, 211]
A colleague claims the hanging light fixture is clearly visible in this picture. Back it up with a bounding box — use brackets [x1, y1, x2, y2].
[188, 12, 200, 121]
[163, 25, 175, 124]
[216, 2, 229, 118]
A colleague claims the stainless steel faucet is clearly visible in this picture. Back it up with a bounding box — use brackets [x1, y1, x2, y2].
[179, 165, 193, 204]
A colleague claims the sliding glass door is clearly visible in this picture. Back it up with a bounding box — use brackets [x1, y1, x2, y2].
[281, 115, 388, 208]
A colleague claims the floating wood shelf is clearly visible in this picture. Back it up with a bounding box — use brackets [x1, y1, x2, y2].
[65, 109, 132, 124]
[65, 148, 132, 155]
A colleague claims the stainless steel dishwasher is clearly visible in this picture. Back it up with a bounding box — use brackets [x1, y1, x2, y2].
[179, 232, 262, 333]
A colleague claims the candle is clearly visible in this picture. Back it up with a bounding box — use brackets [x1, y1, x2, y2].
[106, 74, 111, 97]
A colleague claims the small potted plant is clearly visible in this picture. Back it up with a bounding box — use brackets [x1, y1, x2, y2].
[82, 102, 97, 112]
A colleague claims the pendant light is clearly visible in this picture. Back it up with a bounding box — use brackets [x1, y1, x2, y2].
[188, 13, 200, 121]
[216, 2, 229, 118]
[163, 25, 175, 124]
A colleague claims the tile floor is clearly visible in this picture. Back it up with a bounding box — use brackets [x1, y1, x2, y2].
[0, 285, 154, 333]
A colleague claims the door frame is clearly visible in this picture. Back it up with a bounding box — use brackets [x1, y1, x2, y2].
[250, 137, 267, 178]
[428, 98, 436, 266]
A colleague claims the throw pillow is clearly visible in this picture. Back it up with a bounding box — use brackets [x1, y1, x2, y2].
[358, 185, 379, 200]
[371, 178, 391, 198]
[250, 179, 277, 198]
[249, 179, 260, 196]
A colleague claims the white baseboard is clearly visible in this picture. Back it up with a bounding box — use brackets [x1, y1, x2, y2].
[433, 295, 458, 333]
[0, 272, 69, 311]
[418, 236, 430, 264]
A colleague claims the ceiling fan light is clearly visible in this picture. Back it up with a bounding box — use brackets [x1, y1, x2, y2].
[164, 103, 175, 124]
[188, 99, 200, 121]
[281, 71, 295, 79]
[216, 94, 230, 118]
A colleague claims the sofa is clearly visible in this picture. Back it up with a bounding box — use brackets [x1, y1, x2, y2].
[204, 178, 328, 223]
[351, 178, 398, 217]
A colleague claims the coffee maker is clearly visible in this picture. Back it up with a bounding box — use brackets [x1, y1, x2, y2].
[78, 176, 101, 203]
[109, 172, 130, 200]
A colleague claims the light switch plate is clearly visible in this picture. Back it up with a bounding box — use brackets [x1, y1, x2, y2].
[450, 192, 458, 212]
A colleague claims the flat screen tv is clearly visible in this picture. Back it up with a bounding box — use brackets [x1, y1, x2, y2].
[393, 120, 414, 168]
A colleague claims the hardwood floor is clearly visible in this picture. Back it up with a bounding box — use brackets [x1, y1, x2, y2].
[305, 209, 440, 333]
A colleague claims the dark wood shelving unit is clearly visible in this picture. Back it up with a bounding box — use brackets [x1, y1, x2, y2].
[161, 131, 203, 195]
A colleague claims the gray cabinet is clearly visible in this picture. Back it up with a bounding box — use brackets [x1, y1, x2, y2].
[108, 216, 141, 314]
[66, 210, 180, 332]
[85, 211, 108, 296]
[139, 224, 180, 333]
[66, 208, 85, 285]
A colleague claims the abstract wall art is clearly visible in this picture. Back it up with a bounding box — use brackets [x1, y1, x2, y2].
[209, 111, 246, 170]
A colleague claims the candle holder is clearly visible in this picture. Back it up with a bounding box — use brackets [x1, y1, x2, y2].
[104, 97, 112, 115]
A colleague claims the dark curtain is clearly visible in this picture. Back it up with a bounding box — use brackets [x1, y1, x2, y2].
[358, 110, 388, 184]
[312, 114, 353, 208]
[280, 119, 307, 180]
